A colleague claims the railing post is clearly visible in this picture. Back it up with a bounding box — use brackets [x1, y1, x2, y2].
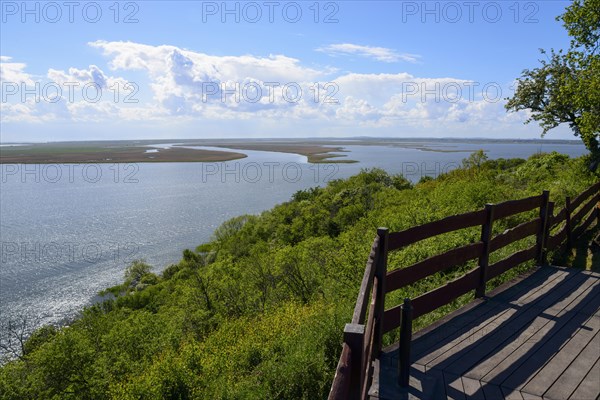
[565, 196, 572, 248]
[344, 323, 365, 400]
[545, 202, 555, 251]
[374, 227, 389, 357]
[596, 194, 600, 227]
[398, 298, 413, 388]
[536, 190, 550, 265]
[476, 204, 495, 298]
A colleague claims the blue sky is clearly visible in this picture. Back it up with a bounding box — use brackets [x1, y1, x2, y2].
[0, 0, 578, 142]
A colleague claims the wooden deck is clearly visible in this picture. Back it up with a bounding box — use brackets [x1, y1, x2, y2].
[369, 266, 600, 400]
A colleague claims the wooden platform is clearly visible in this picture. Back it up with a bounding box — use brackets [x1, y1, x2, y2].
[369, 266, 600, 400]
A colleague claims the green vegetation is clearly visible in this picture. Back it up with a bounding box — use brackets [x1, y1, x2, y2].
[506, 0, 600, 160]
[0, 152, 597, 399]
[552, 224, 600, 272]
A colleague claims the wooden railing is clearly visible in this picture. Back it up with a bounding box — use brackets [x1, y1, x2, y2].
[328, 181, 600, 400]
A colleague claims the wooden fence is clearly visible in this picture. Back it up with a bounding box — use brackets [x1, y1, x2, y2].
[328, 181, 600, 400]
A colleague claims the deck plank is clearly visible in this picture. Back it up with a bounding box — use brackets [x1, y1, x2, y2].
[504, 268, 575, 306]
[464, 277, 600, 381]
[481, 292, 599, 388]
[568, 357, 600, 400]
[480, 382, 504, 400]
[415, 269, 575, 368]
[460, 377, 484, 400]
[501, 386, 524, 399]
[520, 392, 542, 400]
[426, 271, 591, 373]
[411, 267, 557, 359]
[500, 311, 600, 392]
[442, 371, 464, 400]
[521, 314, 599, 395]
[545, 330, 600, 400]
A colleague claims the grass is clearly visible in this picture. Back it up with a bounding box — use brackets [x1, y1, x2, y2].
[550, 222, 600, 272]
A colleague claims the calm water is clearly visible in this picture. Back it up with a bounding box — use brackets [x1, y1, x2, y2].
[0, 141, 587, 340]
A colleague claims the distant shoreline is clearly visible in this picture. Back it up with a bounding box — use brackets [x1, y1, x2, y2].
[0, 138, 585, 164]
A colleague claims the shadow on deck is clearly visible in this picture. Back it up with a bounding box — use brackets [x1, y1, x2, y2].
[369, 266, 600, 400]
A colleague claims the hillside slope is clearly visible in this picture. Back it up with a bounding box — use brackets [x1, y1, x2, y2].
[0, 151, 596, 400]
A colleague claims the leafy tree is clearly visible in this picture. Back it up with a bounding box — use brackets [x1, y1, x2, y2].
[0, 315, 40, 360]
[506, 0, 599, 162]
[23, 325, 58, 356]
[124, 259, 155, 290]
[418, 175, 434, 184]
[211, 215, 253, 244]
[462, 150, 489, 169]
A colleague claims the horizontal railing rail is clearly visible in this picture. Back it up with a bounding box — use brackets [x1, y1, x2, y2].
[329, 181, 600, 400]
[387, 209, 487, 251]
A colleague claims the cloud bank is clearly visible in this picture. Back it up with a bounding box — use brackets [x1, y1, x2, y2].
[1, 40, 539, 139]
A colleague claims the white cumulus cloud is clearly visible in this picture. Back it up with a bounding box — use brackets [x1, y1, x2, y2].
[0, 56, 35, 85]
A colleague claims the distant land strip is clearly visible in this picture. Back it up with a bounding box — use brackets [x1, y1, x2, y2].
[0, 141, 360, 164]
[0, 138, 584, 164]
[0, 146, 248, 164]
[177, 142, 357, 163]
